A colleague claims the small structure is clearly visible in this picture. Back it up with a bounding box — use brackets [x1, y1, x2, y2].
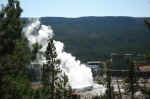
[111, 53, 133, 77]
[87, 61, 104, 80]
[87, 61, 104, 70]
[30, 62, 42, 82]
[111, 53, 133, 70]
[138, 65, 150, 79]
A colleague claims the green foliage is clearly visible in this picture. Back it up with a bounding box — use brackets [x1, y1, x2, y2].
[143, 53, 150, 64]
[123, 59, 139, 99]
[0, 0, 23, 56]
[144, 20, 150, 31]
[38, 17, 150, 61]
[105, 60, 113, 99]
[42, 37, 72, 99]
[0, 0, 32, 98]
[139, 79, 150, 98]
[31, 42, 42, 61]
[55, 73, 72, 99]
[141, 87, 150, 97]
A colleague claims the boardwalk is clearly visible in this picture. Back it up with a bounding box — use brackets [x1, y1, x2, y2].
[72, 94, 149, 99]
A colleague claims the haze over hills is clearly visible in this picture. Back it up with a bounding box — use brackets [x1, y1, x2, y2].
[26, 16, 150, 62]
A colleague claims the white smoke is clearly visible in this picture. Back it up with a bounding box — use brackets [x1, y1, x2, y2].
[23, 19, 93, 89]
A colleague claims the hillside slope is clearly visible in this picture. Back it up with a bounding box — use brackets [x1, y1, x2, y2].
[38, 16, 150, 61]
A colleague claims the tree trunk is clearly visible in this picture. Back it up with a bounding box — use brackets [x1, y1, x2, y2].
[116, 78, 122, 99]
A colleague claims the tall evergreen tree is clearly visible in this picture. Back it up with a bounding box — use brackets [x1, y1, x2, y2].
[42, 37, 71, 99]
[124, 59, 139, 99]
[105, 60, 113, 99]
[0, 0, 32, 98]
[55, 73, 72, 99]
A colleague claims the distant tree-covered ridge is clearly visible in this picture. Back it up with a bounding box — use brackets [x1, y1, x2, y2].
[24, 16, 150, 61]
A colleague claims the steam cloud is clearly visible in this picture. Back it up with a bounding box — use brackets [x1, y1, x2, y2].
[23, 19, 93, 89]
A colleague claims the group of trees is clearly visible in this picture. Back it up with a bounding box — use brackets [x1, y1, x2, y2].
[1, 0, 150, 99]
[0, 0, 32, 98]
[98, 19, 150, 99]
[104, 60, 137, 99]
[103, 56, 150, 99]
[0, 0, 71, 99]
[40, 16, 150, 62]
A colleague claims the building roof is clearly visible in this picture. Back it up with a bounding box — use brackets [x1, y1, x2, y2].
[32, 85, 42, 90]
[111, 53, 133, 56]
[87, 61, 104, 64]
[139, 66, 150, 72]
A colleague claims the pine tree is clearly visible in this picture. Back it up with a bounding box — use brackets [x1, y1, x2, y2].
[144, 20, 150, 30]
[42, 37, 71, 99]
[105, 60, 113, 99]
[55, 73, 72, 99]
[124, 59, 139, 99]
[0, 0, 32, 98]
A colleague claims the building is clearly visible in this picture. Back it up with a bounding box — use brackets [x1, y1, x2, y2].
[138, 65, 150, 79]
[87, 61, 104, 80]
[87, 61, 104, 71]
[111, 53, 133, 77]
[111, 53, 133, 70]
[29, 62, 42, 82]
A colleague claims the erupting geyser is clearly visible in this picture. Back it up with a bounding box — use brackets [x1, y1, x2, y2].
[23, 19, 93, 89]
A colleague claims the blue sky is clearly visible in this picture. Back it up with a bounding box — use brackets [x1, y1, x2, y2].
[1, 0, 150, 17]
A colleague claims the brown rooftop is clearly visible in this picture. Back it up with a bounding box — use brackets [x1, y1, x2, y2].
[139, 66, 150, 71]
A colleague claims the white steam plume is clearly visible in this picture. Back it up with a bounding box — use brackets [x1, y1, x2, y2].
[23, 19, 93, 89]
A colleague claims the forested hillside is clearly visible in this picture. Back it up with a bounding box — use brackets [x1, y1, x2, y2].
[28, 16, 150, 61]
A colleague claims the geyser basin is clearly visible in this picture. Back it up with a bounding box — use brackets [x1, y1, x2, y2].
[24, 18, 107, 96]
[24, 19, 93, 89]
[73, 83, 106, 96]
[73, 86, 93, 93]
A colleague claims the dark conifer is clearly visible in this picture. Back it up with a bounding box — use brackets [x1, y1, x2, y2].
[105, 60, 113, 99]
[124, 59, 139, 99]
[42, 37, 72, 99]
[0, 0, 32, 98]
